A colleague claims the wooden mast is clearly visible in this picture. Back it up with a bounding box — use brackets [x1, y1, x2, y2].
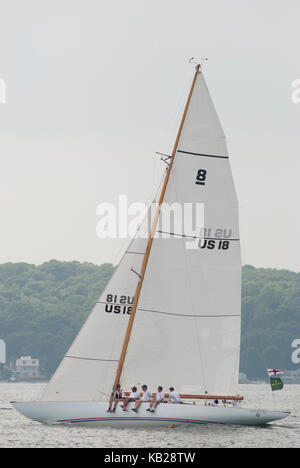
[112, 65, 201, 390]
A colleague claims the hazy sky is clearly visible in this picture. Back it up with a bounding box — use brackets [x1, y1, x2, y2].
[0, 0, 300, 271]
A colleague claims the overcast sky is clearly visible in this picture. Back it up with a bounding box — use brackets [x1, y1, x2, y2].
[0, 0, 300, 271]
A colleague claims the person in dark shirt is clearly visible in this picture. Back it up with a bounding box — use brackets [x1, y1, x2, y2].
[107, 384, 126, 412]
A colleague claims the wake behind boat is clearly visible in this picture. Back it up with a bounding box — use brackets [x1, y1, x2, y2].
[12, 63, 290, 427]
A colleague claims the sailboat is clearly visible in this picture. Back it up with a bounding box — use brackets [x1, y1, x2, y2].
[12, 64, 290, 426]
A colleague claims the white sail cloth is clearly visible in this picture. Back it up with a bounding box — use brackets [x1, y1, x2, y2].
[121, 72, 241, 396]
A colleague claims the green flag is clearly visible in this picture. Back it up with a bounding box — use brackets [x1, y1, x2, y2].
[270, 377, 284, 391]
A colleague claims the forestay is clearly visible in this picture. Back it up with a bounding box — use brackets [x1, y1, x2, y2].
[121, 71, 241, 396]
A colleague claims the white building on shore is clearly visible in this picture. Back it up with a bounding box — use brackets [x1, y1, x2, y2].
[15, 356, 41, 379]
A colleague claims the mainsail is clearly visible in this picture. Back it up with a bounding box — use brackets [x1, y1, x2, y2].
[41, 66, 241, 402]
[121, 68, 241, 396]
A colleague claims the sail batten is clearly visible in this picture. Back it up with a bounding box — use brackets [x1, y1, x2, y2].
[178, 150, 229, 159]
[137, 308, 240, 318]
[64, 356, 119, 362]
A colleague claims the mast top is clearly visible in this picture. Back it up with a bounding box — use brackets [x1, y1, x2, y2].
[189, 57, 208, 72]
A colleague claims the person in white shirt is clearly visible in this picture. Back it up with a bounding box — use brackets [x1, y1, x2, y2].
[107, 384, 126, 412]
[132, 385, 152, 412]
[147, 386, 165, 413]
[168, 387, 181, 404]
[122, 386, 140, 411]
[231, 398, 241, 409]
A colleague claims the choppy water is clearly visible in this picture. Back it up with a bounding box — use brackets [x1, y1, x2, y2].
[0, 383, 299, 448]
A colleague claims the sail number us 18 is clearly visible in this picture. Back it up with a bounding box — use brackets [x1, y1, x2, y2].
[199, 239, 230, 250]
[105, 294, 133, 315]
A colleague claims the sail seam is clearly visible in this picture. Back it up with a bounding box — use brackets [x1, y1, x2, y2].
[65, 355, 119, 362]
[157, 230, 240, 241]
[137, 308, 240, 318]
[126, 251, 145, 255]
[178, 150, 229, 159]
[97, 301, 134, 306]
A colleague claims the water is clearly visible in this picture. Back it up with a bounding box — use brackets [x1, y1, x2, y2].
[0, 383, 299, 448]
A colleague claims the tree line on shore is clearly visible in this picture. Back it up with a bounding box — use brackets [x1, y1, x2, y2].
[0, 260, 299, 380]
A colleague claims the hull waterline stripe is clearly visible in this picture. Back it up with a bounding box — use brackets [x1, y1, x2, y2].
[56, 416, 224, 425]
[137, 308, 240, 318]
[177, 150, 229, 159]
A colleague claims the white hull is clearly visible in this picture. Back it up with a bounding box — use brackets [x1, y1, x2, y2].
[12, 401, 290, 427]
